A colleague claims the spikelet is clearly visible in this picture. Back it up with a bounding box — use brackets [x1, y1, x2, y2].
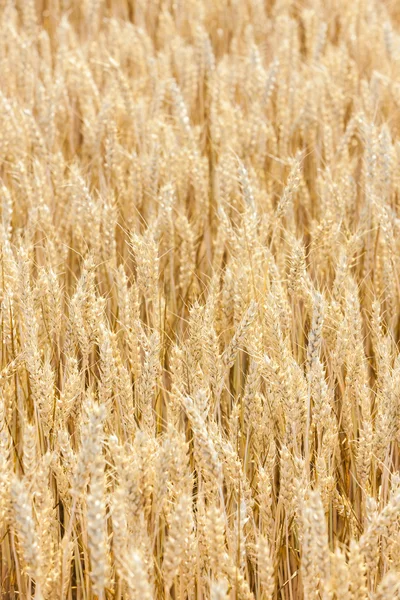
[86, 440, 109, 599]
[223, 300, 258, 369]
[183, 394, 223, 489]
[307, 292, 324, 373]
[328, 548, 350, 599]
[257, 535, 275, 599]
[204, 503, 226, 576]
[348, 541, 367, 600]
[10, 477, 41, 584]
[129, 228, 159, 307]
[137, 329, 161, 433]
[163, 493, 195, 591]
[123, 549, 154, 600]
[300, 490, 330, 599]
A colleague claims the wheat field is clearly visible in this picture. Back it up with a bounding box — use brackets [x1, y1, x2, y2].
[2, 0, 400, 598]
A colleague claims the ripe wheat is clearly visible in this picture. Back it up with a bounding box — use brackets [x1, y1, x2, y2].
[1, 0, 400, 598]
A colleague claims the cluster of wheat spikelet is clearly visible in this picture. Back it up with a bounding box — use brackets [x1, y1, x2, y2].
[2, 0, 400, 598]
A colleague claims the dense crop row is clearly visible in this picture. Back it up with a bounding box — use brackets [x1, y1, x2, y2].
[1, 1, 400, 598]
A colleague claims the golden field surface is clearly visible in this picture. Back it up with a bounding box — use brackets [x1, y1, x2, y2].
[2, 0, 400, 598]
